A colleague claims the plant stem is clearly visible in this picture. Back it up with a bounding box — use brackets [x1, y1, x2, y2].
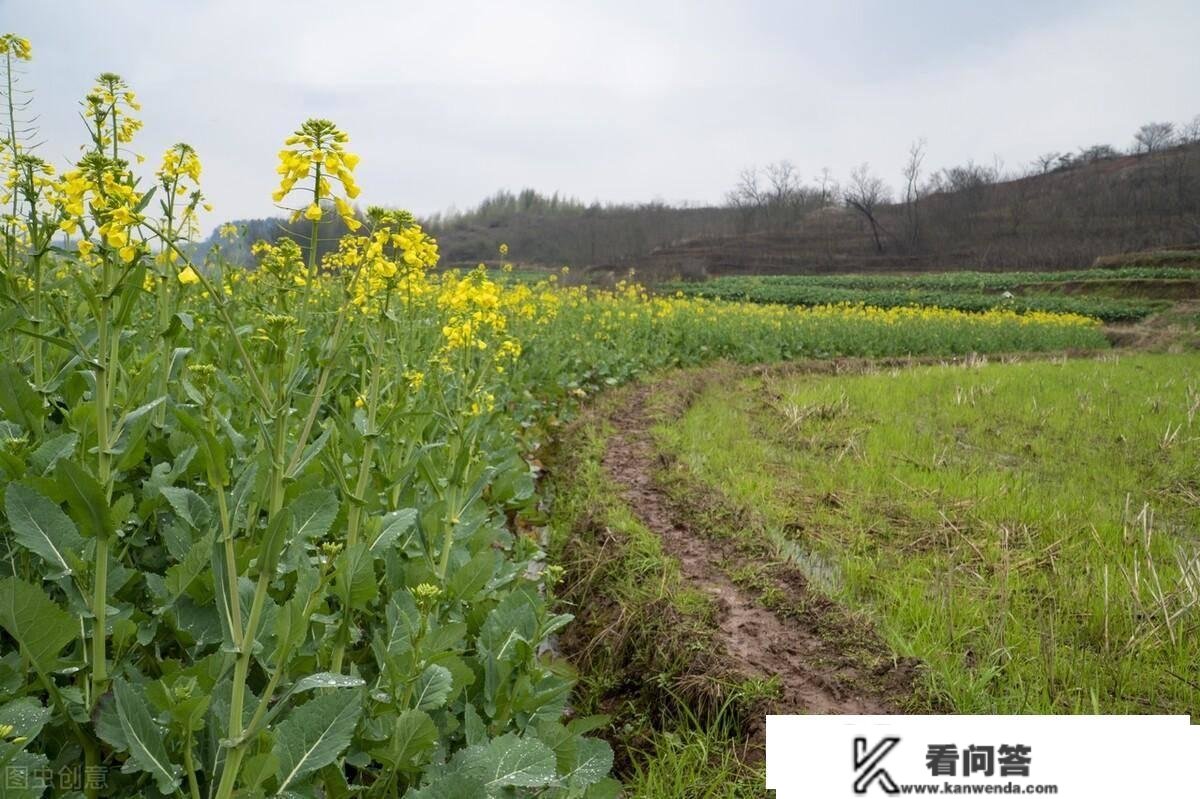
[31, 251, 44, 387]
[91, 272, 112, 702]
[155, 182, 176, 426]
[183, 733, 201, 799]
[216, 404, 288, 799]
[4, 49, 18, 276]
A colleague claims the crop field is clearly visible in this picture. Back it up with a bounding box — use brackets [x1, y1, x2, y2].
[659, 268, 1200, 322]
[1, 30, 1198, 799]
[656, 356, 1200, 715]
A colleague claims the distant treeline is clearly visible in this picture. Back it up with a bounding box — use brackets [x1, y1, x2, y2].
[424, 190, 740, 268]
[201, 116, 1200, 275]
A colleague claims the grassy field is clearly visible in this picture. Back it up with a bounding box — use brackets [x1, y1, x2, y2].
[656, 354, 1200, 715]
[659, 267, 1200, 322]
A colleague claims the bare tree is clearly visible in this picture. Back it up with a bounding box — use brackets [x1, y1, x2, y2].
[1133, 122, 1176, 154]
[764, 160, 804, 229]
[1078, 144, 1120, 164]
[1033, 152, 1061, 174]
[901, 139, 926, 250]
[816, 167, 838, 206]
[725, 166, 764, 232]
[930, 160, 998, 194]
[726, 161, 818, 232]
[1180, 115, 1200, 145]
[726, 166, 763, 208]
[843, 163, 891, 253]
[764, 161, 798, 204]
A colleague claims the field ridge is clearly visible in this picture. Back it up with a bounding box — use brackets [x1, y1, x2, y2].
[600, 372, 909, 716]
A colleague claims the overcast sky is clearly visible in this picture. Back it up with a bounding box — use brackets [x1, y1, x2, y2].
[7, 0, 1200, 228]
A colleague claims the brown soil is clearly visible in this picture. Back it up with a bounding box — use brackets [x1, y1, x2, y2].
[601, 380, 899, 715]
[1104, 299, 1200, 350]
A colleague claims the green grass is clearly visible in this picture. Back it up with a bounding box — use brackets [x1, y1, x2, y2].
[657, 354, 1200, 715]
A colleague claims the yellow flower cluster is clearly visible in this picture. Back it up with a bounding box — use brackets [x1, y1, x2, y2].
[324, 215, 440, 311]
[86, 73, 142, 147]
[156, 143, 208, 248]
[2, 155, 55, 215]
[52, 154, 144, 264]
[251, 238, 306, 285]
[273, 118, 361, 231]
[438, 269, 508, 352]
[0, 33, 31, 61]
[793, 302, 1100, 328]
[158, 143, 202, 186]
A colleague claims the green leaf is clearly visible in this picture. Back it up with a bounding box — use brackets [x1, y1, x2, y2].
[388, 709, 437, 770]
[110, 396, 166, 457]
[367, 508, 417, 554]
[0, 364, 43, 436]
[28, 432, 77, 475]
[286, 426, 331, 479]
[463, 702, 486, 747]
[228, 461, 259, 529]
[408, 773, 487, 799]
[0, 697, 51, 742]
[93, 691, 128, 751]
[334, 543, 377, 611]
[564, 737, 614, 788]
[0, 577, 76, 673]
[0, 744, 51, 798]
[457, 733, 557, 790]
[211, 542, 243, 653]
[270, 596, 306, 668]
[159, 485, 212, 531]
[567, 715, 611, 736]
[4, 482, 85, 579]
[289, 672, 366, 695]
[161, 311, 194, 340]
[478, 589, 538, 663]
[412, 664, 452, 711]
[448, 549, 496, 600]
[584, 777, 623, 799]
[272, 690, 363, 794]
[256, 509, 292, 578]
[112, 677, 182, 795]
[143, 446, 196, 498]
[237, 673, 364, 746]
[173, 406, 229, 487]
[163, 529, 216, 605]
[290, 489, 339, 543]
[133, 184, 157, 214]
[240, 751, 279, 793]
[54, 458, 113, 539]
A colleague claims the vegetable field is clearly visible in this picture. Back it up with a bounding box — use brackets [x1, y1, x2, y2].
[659, 269, 1197, 322]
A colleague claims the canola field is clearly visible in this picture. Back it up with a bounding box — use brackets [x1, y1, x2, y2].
[0, 34, 1118, 798]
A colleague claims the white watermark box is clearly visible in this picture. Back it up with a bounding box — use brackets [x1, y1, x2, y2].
[767, 714, 1200, 797]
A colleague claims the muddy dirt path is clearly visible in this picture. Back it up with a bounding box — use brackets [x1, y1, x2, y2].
[602, 382, 896, 715]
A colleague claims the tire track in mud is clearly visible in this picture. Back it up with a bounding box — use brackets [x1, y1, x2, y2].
[601, 380, 899, 715]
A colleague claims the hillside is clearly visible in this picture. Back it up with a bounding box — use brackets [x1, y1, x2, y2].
[420, 142, 1200, 281]
[590, 144, 1200, 280]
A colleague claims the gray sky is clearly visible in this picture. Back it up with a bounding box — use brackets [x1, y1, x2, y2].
[7, 0, 1200, 228]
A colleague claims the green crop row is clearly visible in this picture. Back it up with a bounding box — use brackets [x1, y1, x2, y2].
[662, 276, 1174, 322]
